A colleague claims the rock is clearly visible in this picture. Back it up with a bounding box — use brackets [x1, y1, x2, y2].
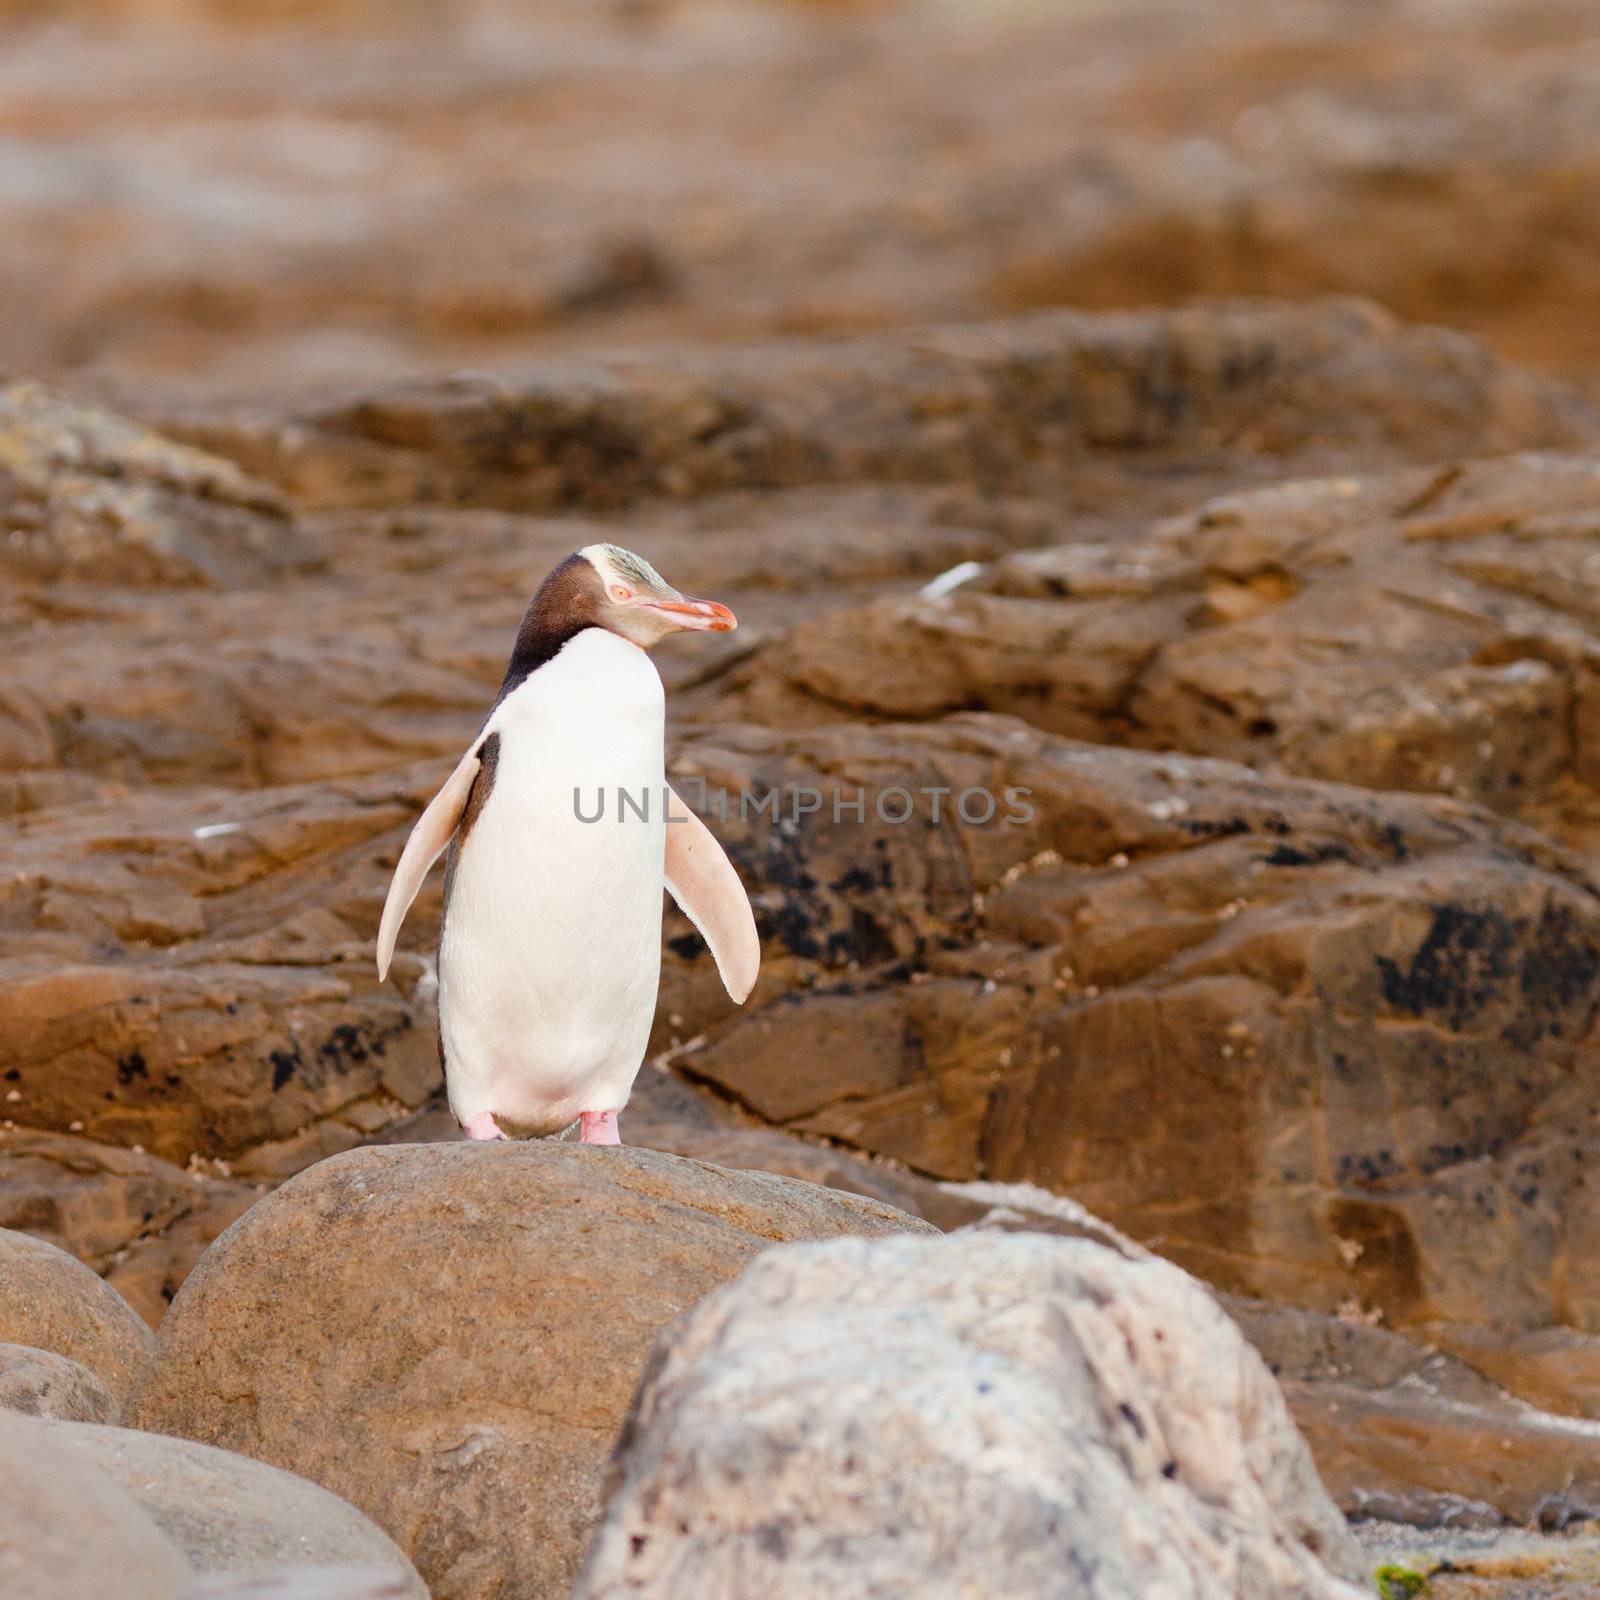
[46, 1421, 427, 1597]
[0, 613, 492, 790]
[715, 451, 1600, 855]
[574, 1232, 1368, 1599]
[979, 8, 1600, 387]
[0, 380, 308, 586]
[656, 714, 1600, 1353]
[1292, 1379, 1600, 1534]
[0, 1225, 151, 1402]
[170, 302, 1593, 514]
[386, 1085, 1600, 1529]
[4, 2, 1600, 392]
[0, 774, 444, 1173]
[1418, 1322, 1600, 1424]
[1225, 1296, 1600, 1529]
[0, 310, 1584, 802]
[125, 1142, 934, 1600]
[0, 1128, 258, 1326]
[0, 1407, 188, 1600]
[0, 1341, 117, 1422]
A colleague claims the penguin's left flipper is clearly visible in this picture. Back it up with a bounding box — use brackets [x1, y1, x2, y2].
[664, 783, 760, 1004]
[376, 741, 484, 981]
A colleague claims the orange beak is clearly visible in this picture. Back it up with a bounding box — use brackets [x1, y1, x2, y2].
[643, 596, 737, 632]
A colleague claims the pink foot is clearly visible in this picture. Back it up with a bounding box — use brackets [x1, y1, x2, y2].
[579, 1110, 621, 1146]
[462, 1111, 508, 1141]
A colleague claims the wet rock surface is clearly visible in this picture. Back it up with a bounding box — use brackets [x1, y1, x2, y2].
[125, 1142, 933, 1600]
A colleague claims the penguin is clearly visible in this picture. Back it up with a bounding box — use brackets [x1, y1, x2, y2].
[375, 544, 759, 1145]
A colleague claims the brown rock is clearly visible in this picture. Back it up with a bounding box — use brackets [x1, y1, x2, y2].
[3, 2, 1600, 392]
[0, 1226, 151, 1401]
[1420, 1323, 1600, 1424]
[0, 380, 308, 586]
[174, 302, 1593, 514]
[0, 1128, 258, 1327]
[1295, 1381, 1600, 1533]
[2, 309, 1586, 803]
[654, 715, 1600, 1353]
[0, 486, 1031, 792]
[576, 1233, 1367, 1599]
[1227, 1296, 1600, 1529]
[47, 1422, 427, 1597]
[0, 622, 489, 790]
[0, 1407, 187, 1600]
[125, 1141, 933, 1600]
[0, 774, 444, 1173]
[0, 1341, 117, 1422]
[712, 452, 1600, 852]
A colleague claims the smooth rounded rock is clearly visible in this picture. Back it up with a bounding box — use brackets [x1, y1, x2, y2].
[0, 1407, 187, 1600]
[45, 1422, 427, 1597]
[0, 1226, 152, 1401]
[576, 1233, 1369, 1600]
[0, 1341, 118, 1422]
[126, 1141, 933, 1600]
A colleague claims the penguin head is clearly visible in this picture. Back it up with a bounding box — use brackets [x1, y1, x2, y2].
[577, 543, 737, 648]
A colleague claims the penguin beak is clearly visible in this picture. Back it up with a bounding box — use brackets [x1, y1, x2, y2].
[641, 596, 738, 633]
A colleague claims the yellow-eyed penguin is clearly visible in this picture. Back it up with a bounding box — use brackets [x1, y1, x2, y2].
[375, 544, 759, 1145]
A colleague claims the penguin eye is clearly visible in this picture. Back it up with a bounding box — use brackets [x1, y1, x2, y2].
[610, 583, 633, 602]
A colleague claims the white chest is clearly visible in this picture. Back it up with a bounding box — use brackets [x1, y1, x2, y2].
[437, 628, 670, 1122]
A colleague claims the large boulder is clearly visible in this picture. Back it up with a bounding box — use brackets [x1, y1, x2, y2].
[0, 1225, 151, 1402]
[46, 1422, 426, 1597]
[126, 1142, 934, 1600]
[574, 1233, 1368, 1599]
[0, 1341, 117, 1422]
[0, 1407, 187, 1600]
[656, 716, 1600, 1351]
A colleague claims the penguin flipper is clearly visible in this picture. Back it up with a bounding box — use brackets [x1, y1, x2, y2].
[376, 742, 483, 981]
[664, 783, 760, 1004]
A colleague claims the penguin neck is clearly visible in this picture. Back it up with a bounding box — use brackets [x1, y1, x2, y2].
[500, 613, 596, 697]
[498, 555, 608, 699]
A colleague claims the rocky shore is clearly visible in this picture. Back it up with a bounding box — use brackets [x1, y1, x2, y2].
[8, 0, 1600, 1596]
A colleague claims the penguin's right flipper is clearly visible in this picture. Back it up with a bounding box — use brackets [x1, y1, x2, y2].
[376, 742, 483, 981]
